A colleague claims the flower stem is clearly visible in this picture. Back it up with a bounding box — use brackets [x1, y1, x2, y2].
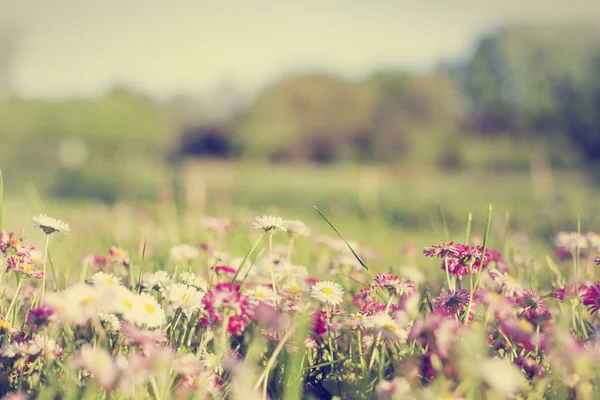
[269, 233, 278, 306]
[41, 235, 50, 304]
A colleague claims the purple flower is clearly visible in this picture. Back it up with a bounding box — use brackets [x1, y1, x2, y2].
[432, 289, 470, 317]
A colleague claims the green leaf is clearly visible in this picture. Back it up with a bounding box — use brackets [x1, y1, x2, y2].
[313, 206, 369, 272]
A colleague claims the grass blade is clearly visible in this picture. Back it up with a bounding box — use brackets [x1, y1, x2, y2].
[0, 168, 3, 230]
[436, 201, 450, 242]
[464, 212, 473, 244]
[313, 206, 369, 272]
[232, 233, 264, 284]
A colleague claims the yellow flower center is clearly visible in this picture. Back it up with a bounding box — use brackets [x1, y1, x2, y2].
[519, 319, 534, 333]
[505, 274, 517, 284]
[113, 249, 124, 258]
[181, 293, 190, 303]
[145, 303, 155, 313]
[82, 296, 96, 305]
[0, 320, 12, 331]
[254, 291, 265, 298]
[289, 285, 301, 294]
[123, 300, 133, 309]
[321, 287, 335, 296]
[383, 324, 397, 334]
[107, 278, 115, 285]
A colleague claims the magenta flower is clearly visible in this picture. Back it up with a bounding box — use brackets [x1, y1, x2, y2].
[202, 282, 254, 336]
[373, 273, 415, 296]
[581, 282, 600, 314]
[432, 289, 470, 317]
[595, 257, 600, 267]
[516, 290, 549, 321]
[423, 242, 460, 258]
[214, 265, 236, 276]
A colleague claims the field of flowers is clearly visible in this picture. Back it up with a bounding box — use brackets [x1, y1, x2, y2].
[2, 175, 600, 399]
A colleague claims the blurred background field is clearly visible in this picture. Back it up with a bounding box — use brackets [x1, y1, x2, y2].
[1, 1, 600, 265]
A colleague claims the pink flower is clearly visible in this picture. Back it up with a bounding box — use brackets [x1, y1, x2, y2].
[423, 242, 460, 258]
[201, 282, 254, 336]
[121, 322, 167, 348]
[373, 273, 415, 297]
[581, 282, 600, 314]
[432, 289, 470, 318]
[516, 290, 549, 321]
[213, 265, 236, 276]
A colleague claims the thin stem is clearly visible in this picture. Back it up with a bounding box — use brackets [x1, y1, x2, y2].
[7, 276, 23, 324]
[443, 255, 453, 291]
[268, 233, 278, 306]
[41, 235, 50, 304]
[287, 236, 295, 264]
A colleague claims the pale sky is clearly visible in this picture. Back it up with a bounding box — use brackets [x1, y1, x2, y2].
[2, 0, 599, 99]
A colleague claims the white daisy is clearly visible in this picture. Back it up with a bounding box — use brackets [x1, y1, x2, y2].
[276, 263, 308, 281]
[282, 280, 305, 295]
[199, 350, 224, 374]
[98, 312, 121, 334]
[252, 215, 287, 233]
[72, 345, 119, 390]
[115, 288, 141, 323]
[142, 270, 172, 292]
[32, 214, 70, 235]
[283, 219, 311, 237]
[310, 281, 345, 305]
[247, 285, 276, 303]
[166, 283, 203, 317]
[91, 272, 122, 287]
[169, 244, 200, 262]
[368, 313, 412, 343]
[135, 293, 165, 328]
[179, 271, 208, 292]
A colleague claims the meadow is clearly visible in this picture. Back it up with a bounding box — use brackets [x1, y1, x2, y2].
[1, 163, 600, 399]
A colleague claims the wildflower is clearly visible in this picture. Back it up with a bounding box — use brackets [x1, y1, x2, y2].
[373, 273, 415, 296]
[247, 285, 276, 303]
[166, 283, 203, 317]
[91, 271, 122, 287]
[423, 242, 460, 258]
[581, 282, 600, 314]
[108, 246, 130, 268]
[283, 219, 311, 237]
[595, 257, 600, 267]
[252, 215, 287, 233]
[135, 293, 165, 328]
[179, 271, 208, 291]
[516, 290, 549, 321]
[98, 312, 121, 334]
[200, 216, 236, 232]
[311, 281, 345, 306]
[202, 282, 254, 336]
[276, 263, 308, 281]
[121, 322, 167, 347]
[344, 312, 370, 330]
[213, 265, 236, 277]
[199, 350, 224, 374]
[369, 312, 412, 343]
[432, 289, 470, 317]
[142, 270, 172, 292]
[479, 358, 525, 396]
[169, 244, 200, 261]
[71, 345, 119, 390]
[32, 214, 70, 235]
[28, 334, 61, 360]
